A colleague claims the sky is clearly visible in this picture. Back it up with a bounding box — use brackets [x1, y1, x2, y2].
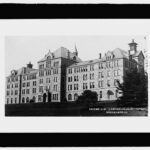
[5, 35, 147, 76]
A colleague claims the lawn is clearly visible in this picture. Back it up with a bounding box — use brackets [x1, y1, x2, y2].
[5, 101, 148, 116]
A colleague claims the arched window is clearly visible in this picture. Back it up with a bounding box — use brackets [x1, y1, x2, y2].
[22, 97, 25, 103]
[74, 93, 78, 101]
[26, 97, 29, 103]
[68, 94, 72, 101]
[33, 96, 36, 102]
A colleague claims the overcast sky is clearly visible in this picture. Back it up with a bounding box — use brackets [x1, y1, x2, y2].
[5, 36, 146, 76]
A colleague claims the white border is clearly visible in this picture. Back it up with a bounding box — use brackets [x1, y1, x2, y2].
[0, 19, 149, 133]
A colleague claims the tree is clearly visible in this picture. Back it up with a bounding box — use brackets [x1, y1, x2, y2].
[77, 90, 98, 106]
[116, 69, 148, 107]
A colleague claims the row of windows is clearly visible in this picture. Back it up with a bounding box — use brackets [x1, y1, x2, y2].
[67, 70, 121, 83]
[39, 85, 58, 93]
[67, 90, 118, 101]
[52, 94, 59, 100]
[68, 60, 120, 74]
[68, 93, 78, 101]
[67, 79, 120, 91]
[39, 69, 59, 77]
[68, 84, 78, 91]
[39, 77, 57, 84]
[39, 61, 59, 69]
[7, 76, 19, 83]
[22, 82, 31, 87]
[22, 74, 36, 81]
[22, 88, 36, 95]
[7, 83, 18, 89]
[6, 90, 18, 96]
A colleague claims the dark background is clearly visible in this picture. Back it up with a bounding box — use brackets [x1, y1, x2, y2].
[1, 3, 150, 147]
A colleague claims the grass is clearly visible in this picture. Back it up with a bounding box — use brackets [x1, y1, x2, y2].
[5, 101, 148, 116]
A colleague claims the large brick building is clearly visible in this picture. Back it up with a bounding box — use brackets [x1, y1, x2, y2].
[5, 40, 145, 104]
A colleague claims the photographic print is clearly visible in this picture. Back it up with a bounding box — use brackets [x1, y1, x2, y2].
[5, 35, 148, 116]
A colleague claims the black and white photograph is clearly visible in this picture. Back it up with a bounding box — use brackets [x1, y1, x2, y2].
[5, 35, 148, 116]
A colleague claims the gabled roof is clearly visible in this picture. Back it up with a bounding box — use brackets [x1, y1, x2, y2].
[132, 51, 145, 58]
[38, 46, 82, 63]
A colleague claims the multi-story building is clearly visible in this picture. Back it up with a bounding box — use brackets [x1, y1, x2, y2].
[66, 39, 145, 101]
[5, 40, 145, 104]
[5, 62, 38, 104]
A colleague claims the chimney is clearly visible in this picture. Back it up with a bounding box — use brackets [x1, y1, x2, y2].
[67, 50, 70, 58]
[99, 53, 102, 59]
[27, 62, 33, 69]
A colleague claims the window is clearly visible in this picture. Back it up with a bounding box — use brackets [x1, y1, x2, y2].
[68, 94, 72, 101]
[53, 61, 59, 67]
[114, 70, 117, 76]
[12, 84, 13, 88]
[22, 82, 26, 87]
[33, 81, 36, 86]
[22, 89, 25, 94]
[32, 88, 36, 94]
[90, 73, 94, 80]
[15, 90, 18, 95]
[46, 70, 51, 76]
[6, 91, 10, 96]
[7, 84, 10, 89]
[53, 85, 58, 91]
[83, 83, 88, 90]
[53, 94, 58, 101]
[11, 90, 13, 95]
[98, 81, 103, 88]
[74, 76, 79, 82]
[90, 64, 94, 71]
[83, 74, 87, 81]
[39, 64, 44, 69]
[15, 98, 17, 104]
[90, 82, 95, 89]
[68, 85, 72, 91]
[26, 97, 29, 103]
[46, 78, 50, 83]
[46, 60, 51, 68]
[39, 79, 43, 84]
[100, 91, 102, 99]
[15, 83, 18, 88]
[54, 77, 57, 82]
[27, 82, 30, 87]
[68, 68, 72, 74]
[39, 86, 43, 93]
[74, 84, 78, 90]
[38, 95, 42, 102]
[39, 70, 44, 77]
[99, 62, 103, 69]
[53, 69, 58, 74]
[26, 89, 30, 94]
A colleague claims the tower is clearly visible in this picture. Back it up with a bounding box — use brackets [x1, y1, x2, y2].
[128, 39, 138, 55]
[74, 44, 78, 56]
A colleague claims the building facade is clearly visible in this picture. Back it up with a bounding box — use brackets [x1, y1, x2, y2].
[5, 40, 145, 104]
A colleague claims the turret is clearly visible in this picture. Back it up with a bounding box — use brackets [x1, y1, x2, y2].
[128, 39, 138, 55]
